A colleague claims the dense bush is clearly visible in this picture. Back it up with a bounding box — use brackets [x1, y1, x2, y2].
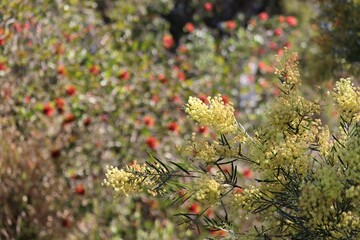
[0, 0, 359, 239]
[104, 51, 360, 239]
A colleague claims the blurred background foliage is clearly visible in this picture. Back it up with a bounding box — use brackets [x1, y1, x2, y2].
[0, 0, 358, 239]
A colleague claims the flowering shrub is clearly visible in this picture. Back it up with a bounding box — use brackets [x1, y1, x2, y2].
[104, 51, 360, 238]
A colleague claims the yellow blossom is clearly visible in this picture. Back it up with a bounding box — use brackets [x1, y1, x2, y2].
[185, 95, 238, 134]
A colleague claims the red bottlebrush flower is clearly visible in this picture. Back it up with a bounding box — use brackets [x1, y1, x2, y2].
[0, 38, 5, 46]
[167, 122, 179, 133]
[179, 45, 187, 53]
[158, 73, 167, 84]
[258, 62, 268, 73]
[278, 15, 285, 23]
[259, 78, 269, 88]
[13, 22, 22, 33]
[63, 113, 75, 124]
[184, 22, 195, 33]
[162, 34, 174, 49]
[177, 71, 186, 81]
[286, 16, 298, 27]
[143, 116, 155, 127]
[24, 95, 31, 104]
[89, 65, 100, 75]
[170, 94, 182, 104]
[221, 95, 230, 105]
[284, 42, 292, 49]
[65, 85, 76, 96]
[274, 28, 283, 36]
[205, 208, 215, 218]
[258, 12, 269, 21]
[188, 203, 201, 214]
[268, 41, 278, 50]
[210, 230, 228, 237]
[234, 187, 244, 194]
[197, 126, 208, 134]
[56, 97, 65, 110]
[43, 103, 54, 116]
[243, 168, 252, 179]
[198, 94, 208, 104]
[204, 2, 213, 12]
[119, 70, 130, 80]
[225, 20, 236, 30]
[0, 62, 7, 71]
[83, 117, 91, 126]
[146, 137, 159, 149]
[57, 65, 66, 76]
[75, 184, 85, 195]
[151, 95, 159, 104]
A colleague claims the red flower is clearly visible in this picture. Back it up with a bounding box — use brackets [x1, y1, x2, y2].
[146, 137, 159, 149]
[210, 230, 228, 237]
[274, 28, 283, 36]
[143, 116, 155, 127]
[24, 95, 31, 104]
[221, 95, 230, 105]
[197, 126, 208, 134]
[268, 41, 278, 50]
[188, 203, 201, 214]
[204, 2, 213, 12]
[57, 65, 66, 76]
[56, 97, 65, 110]
[286, 16, 298, 27]
[177, 71, 186, 81]
[119, 70, 130, 80]
[162, 34, 174, 49]
[89, 65, 100, 75]
[158, 74, 167, 84]
[75, 184, 85, 195]
[43, 103, 54, 116]
[225, 21, 236, 30]
[151, 95, 159, 104]
[258, 12, 269, 21]
[167, 122, 179, 133]
[278, 15, 285, 23]
[63, 113, 75, 124]
[198, 94, 208, 104]
[243, 168, 252, 179]
[65, 85, 76, 96]
[0, 62, 7, 71]
[234, 187, 244, 194]
[179, 45, 187, 53]
[184, 22, 195, 33]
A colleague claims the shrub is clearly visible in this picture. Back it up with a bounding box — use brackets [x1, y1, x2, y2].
[104, 51, 360, 239]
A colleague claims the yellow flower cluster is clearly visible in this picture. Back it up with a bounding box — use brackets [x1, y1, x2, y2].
[182, 133, 242, 164]
[339, 125, 360, 184]
[274, 50, 301, 91]
[193, 174, 222, 205]
[317, 125, 332, 157]
[331, 77, 360, 122]
[103, 162, 158, 197]
[230, 186, 260, 213]
[298, 166, 343, 229]
[336, 211, 360, 232]
[185, 95, 237, 134]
